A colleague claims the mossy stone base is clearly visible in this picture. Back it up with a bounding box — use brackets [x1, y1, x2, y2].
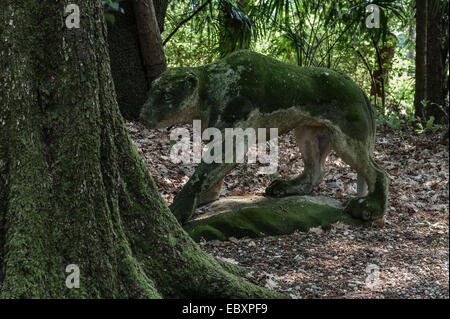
[184, 196, 372, 241]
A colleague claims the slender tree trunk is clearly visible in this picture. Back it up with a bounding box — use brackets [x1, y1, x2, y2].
[107, 0, 148, 120]
[415, 0, 447, 123]
[153, 0, 169, 33]
[132, 0, 167, 85]
[107, 0, 167, 120]
[442, 9, 449, 106]
[371, 39, 395, 116]
[414, 0, 427, 120]
[0, 0, 280, 299]
[425, 0, 446, 122]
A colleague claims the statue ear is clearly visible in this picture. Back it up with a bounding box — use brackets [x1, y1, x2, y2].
[185, 73, 198, 89]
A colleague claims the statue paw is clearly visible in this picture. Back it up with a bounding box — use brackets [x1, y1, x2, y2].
[344, 197, 383, 221]
[265, 179, 289, 197]
[265, 178, 311, 197]
[169, 194, 198, 224]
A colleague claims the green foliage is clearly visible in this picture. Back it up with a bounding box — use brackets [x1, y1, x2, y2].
[216, 1, 254, 57]
[411, 100, 449, 133]
[376, 111, 444, 135]
[414, 116, 444, 134]
[377, 114, 404, 129]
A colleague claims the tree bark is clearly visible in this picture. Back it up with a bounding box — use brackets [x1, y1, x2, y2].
[107, 0, 149, 120]
[370, 33, 396, 116]
[425, 0, 446, 122]
[107, 0, 167, 120]
[0, 0, 281, 299]
[132, 0, 167, 85]
[153, 0, 169, 33]
[415, 0, 447, 123]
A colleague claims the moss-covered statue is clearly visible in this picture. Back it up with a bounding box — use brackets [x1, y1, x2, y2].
[140, 50, 388, 225]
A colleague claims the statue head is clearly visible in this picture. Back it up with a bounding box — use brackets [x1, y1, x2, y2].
[140, 68, 199, 129]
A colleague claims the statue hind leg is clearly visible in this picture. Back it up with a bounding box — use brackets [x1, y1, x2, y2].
[330, 133, 388, 221]
[265, 125, 331, 197]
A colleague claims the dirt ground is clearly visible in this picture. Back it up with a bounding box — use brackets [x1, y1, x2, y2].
[127, 120, 449, 299]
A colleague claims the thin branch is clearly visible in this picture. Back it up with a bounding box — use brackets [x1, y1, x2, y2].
[317, 21, 354, 67]
[353, 46, 377, 100]
[163, 0, 212, 46]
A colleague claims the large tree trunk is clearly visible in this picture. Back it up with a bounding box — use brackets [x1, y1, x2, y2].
[0, 0, 280, 299]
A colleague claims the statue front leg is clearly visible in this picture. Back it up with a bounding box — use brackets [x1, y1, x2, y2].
[170, 161, 237, 224]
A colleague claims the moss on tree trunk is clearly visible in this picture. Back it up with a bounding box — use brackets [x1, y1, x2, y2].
[184, 196, 371, 242]
[0, 0, 281, 299]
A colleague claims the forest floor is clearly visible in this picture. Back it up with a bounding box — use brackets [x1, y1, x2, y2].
[127, 120, 449, 299]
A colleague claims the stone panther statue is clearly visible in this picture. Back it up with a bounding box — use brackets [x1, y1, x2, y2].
[140, 50, 388, 224]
